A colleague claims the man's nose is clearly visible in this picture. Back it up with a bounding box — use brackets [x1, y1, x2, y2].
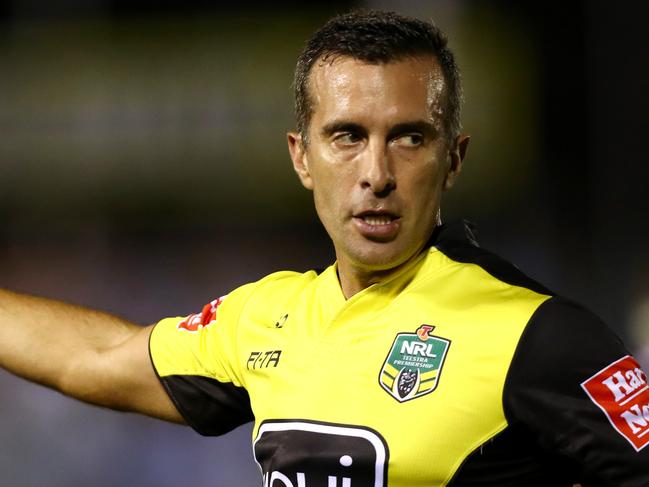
[359, 142, 396, 196]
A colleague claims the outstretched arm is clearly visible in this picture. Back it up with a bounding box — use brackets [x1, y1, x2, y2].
[0, 289, 184, 423]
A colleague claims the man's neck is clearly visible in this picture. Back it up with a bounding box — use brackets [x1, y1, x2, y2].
[337, 265, 394, 300]
[336, 249, 428, 299]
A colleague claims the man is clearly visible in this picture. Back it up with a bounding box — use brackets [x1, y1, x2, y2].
[1, 10, 648, 487]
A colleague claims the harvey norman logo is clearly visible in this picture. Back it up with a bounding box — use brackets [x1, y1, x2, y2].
[581, 355, 649, 451]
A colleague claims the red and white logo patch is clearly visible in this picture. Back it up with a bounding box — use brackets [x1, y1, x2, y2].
[177, 295, 227, 333]
[581, 355, 649, 451]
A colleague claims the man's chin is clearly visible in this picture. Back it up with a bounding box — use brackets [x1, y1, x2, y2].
[350, 244, 421, 273]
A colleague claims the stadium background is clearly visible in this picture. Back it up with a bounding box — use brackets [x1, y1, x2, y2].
[0, 0, 647, 485]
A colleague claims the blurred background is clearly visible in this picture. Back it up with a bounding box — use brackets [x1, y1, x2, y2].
[0, 0, 648, 485]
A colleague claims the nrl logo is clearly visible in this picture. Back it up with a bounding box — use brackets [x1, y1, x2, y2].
[379, 325, 451, 402]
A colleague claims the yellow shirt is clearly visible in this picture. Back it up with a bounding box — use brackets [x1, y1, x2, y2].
[150, 229, 552, 486]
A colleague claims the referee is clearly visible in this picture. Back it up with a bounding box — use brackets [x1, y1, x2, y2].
[1, 10, 648, 487]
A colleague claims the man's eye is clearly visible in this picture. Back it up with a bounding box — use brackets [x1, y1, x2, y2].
[393, 134, 424, 147]
[334, 132, 362, 145]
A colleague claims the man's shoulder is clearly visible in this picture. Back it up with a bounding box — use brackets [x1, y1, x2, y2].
[234, 268, 321, 306]
[430, 219, 553, 298]
[253, 268, 321, 290]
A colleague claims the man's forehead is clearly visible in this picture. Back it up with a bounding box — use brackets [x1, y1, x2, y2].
[311, 53, 443, 85]
[307, 55, 447, 121]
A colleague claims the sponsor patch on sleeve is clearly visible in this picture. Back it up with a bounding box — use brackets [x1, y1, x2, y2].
[177, 295, 227, 332]
[581, 355, 649, 451]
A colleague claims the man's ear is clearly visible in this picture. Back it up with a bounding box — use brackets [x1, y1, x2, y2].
[287, 132, 313, 190]
[443, 133, 470, 191]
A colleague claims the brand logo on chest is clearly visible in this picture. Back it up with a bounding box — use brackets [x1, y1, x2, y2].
[254, 421, 388, 487]
[379, 325, 451, 402]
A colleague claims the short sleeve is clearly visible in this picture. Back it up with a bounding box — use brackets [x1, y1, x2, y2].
[504, 297, 649, 486]
[149, 282, 256, 436]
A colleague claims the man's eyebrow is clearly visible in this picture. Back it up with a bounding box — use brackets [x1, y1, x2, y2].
[387, 121, 437, 140]
[320, 121, 367, 137]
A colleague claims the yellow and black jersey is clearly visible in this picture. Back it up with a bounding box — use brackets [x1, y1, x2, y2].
[149, 221, 649, 487]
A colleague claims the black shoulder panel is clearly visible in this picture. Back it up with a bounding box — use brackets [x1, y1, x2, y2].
[432, 220, 554, 296]
[159, 375, 253, 436]
[503, 297, 649, 486]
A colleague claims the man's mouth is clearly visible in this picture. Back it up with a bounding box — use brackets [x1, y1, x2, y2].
[352, 211, 401, 240]
[361, 214, 396, 226]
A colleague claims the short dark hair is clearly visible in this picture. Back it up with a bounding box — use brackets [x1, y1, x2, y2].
[293, 10, 462, 144]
